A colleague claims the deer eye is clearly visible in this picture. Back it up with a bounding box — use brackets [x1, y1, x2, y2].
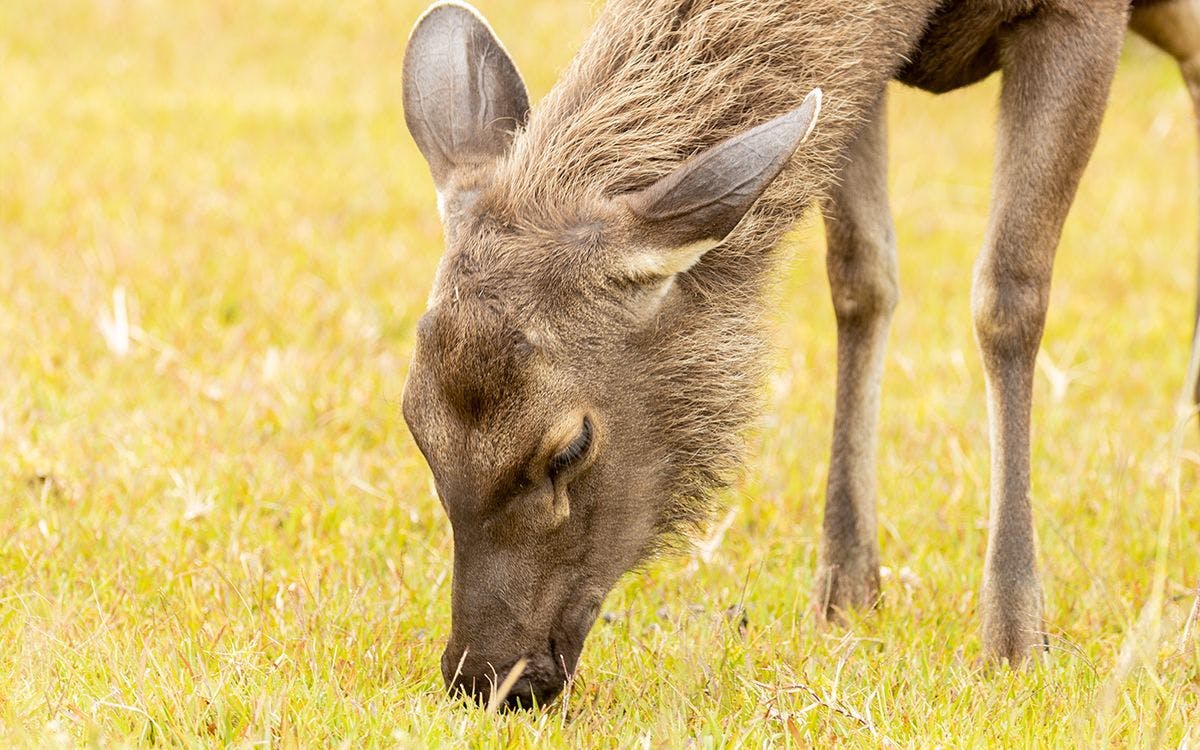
[548, 416, 593, 479]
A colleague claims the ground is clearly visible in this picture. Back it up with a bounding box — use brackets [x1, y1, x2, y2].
[1, 0, 1198, 746]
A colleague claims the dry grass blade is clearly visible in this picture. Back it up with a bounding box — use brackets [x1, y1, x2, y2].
[1182, 579, 1200, 654]
[755, 679, 895, 746]
[1094, 274, 1200, 741]
[485, 659, 528, 714]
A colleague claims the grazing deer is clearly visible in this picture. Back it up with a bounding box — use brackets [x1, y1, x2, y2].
[400, 0, 1200, 707]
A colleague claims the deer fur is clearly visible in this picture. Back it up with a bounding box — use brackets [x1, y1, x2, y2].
[401, 0, 1200, 707]
[467, 0, 937, 538]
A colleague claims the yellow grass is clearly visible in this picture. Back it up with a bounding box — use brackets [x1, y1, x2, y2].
[1, 1, 1197, 746]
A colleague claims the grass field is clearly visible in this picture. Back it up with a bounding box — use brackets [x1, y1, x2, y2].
[2, 0, 1199, 746]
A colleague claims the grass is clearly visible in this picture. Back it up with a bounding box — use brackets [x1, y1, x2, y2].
[1, 0, 1198, 746]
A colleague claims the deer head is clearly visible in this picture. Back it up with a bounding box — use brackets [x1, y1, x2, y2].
[401, 0, 820, 708]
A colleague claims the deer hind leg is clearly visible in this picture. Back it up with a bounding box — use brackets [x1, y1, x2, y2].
[814, 95, 897, 621]
[1131, 0, 1200, 416]
[975, 5, 1126, 665]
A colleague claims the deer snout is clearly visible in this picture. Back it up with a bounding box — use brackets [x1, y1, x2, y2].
[440, 642, 568, 710]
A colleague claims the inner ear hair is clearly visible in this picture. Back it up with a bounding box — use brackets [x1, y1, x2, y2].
[622, 238, 723, 282]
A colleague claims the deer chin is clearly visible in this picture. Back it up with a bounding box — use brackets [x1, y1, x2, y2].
[550, 593, 605, 679]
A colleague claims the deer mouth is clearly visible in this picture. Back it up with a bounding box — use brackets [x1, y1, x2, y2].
[548, 638, 566, 677]
[495, 644, 572, 710]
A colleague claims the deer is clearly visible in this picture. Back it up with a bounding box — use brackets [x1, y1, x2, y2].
[399, 0, 1200, 708]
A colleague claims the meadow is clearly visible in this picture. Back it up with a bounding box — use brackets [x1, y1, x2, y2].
[1, 0, 1198, 746]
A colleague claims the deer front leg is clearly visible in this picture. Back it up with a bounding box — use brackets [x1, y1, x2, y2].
[815, 96, 896, 620]
[975, 4, 1125, 664]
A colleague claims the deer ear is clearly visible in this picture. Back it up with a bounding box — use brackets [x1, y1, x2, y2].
[619, 90, 822, 276]
[403, 2, 530, 193]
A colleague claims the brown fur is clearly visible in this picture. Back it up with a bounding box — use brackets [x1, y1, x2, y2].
[477, 0, 937, 531]
[401, 0, 1200, 706]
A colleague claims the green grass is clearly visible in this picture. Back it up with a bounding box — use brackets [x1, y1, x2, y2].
[1, 1, 1198, 746]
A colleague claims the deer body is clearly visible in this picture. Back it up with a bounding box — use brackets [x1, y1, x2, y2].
[401, 0, 1200, 707]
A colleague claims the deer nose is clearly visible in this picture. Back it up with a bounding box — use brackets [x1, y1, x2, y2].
[440, 646, 566, 709]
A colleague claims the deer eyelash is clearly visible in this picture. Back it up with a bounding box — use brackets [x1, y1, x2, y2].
[549, 416, 593, 478]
